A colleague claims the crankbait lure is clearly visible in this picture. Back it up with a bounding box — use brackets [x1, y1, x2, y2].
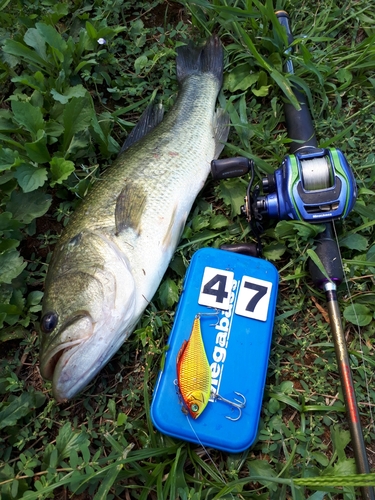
[176, 314, 247, 420]
[177, 314, 211, 419]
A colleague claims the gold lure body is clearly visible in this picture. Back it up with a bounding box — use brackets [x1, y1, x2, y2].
[177, 316, 212, 419]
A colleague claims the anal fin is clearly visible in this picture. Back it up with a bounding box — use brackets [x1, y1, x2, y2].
[213, 108, 230, 159]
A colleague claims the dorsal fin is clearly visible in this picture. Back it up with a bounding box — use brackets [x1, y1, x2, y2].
[119, 103, 164, 155]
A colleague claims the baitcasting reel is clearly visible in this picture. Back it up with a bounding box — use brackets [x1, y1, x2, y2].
[211, 147, 357, 254]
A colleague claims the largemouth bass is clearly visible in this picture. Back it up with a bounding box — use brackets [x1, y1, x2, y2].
[177, 315, 212, 419]
[39, 36, 229, 402]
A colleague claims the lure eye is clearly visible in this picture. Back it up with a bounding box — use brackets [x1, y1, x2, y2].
[41, 312, 58, 334]
[190, 403, 199, 413]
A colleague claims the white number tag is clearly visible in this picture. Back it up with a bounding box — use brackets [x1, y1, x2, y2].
[198, 267, 234, 310]
[235, 276, 272, 321]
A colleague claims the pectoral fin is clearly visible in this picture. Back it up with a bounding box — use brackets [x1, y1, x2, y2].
[115, 183, 147, 236]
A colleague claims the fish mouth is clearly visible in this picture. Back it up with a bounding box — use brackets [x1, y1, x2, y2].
[40, 339, 85, 381]
[50, 332, 128, 403]
[40, 312, 94, 390]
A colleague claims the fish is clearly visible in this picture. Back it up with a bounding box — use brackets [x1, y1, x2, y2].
[39, 36, 230, 402]
[176, 315, 212, 419]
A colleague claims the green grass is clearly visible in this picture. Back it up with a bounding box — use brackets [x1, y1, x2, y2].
[1, 0, 375, 498]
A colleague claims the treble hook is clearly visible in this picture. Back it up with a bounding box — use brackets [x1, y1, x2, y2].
[213, 391, 247, 421]
[195, 309, 220, 327]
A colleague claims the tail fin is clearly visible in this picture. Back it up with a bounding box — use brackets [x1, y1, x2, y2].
[176, 36, 224, 86]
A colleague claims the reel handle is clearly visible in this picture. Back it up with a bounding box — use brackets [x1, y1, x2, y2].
[211, 157, 252, 180]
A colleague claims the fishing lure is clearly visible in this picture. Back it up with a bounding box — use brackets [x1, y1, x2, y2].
[177, 314, 211, 419]
[176, 314, 247, 420]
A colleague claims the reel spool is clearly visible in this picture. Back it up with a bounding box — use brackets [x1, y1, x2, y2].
[300, 157, 331, 191]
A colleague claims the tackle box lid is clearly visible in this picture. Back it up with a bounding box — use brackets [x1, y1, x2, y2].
[151, 247, 279, 453]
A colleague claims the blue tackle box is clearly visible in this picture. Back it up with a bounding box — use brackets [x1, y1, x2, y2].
[151, 247, 279, 453]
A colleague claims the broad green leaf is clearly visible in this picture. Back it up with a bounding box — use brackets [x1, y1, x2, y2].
[0, 391, 44, 429]
[209, 214, 229, 229]
[275, 221, 325, 240]
[0, 111, 19, 132]
[11, 100, 44, 139]
[331, 425, 351, 462]
[134, 54, 148, 74]
[0, 146, 19, 171]
[0, 239, 19, 253]
[0, 250, 27, 284]
[12, 71, 46, 92]
[14, 164, 48, 192]
[26, 290, 44, 306]
[311, 451, 329, 467]
[0, 302, 20, 315]
[158, 278, 179, 308]
[192, 214, 210, 232]
[343, 304, 372, 327]
[85, 21, 98, 39]
[56, 422, 90, 461]
[24, 131, 51, 163]
[336, 68, 353, 88]
[51, 84, 87, 104]
[339, 233, 368, 251]
[224, 64, 258, 92]
[24, 27, 47, 60]
[36, 22, 67, 57]
[248, 459, 278, 491]
[6, 189, 52, 223]
[0, 212, 23, 232]
[62, 95, 94, 151]
[50, 157, 75, 186]
[252, 85, 271, 97]
[353, 201, 375, 220]
[232, 73, 259, 92]
[0, 325, 28, 342]
[216, 178, 245, 218]
[169, 255, 186, 277]
[263, 242, 286, 260]
[3, 40, 53, 70]
[45, 120, 65, 138]
[332, 458, 356, 476]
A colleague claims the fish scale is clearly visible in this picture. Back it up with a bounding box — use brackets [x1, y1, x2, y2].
[39, 36, 229, 401]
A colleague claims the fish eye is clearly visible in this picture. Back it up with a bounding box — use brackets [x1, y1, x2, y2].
[190, 403, 199, 413]
[41, 312, 58, 334]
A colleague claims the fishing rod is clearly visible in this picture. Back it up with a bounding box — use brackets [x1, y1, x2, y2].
[275, 12, 374, 500]
[210, 11, 374, 500]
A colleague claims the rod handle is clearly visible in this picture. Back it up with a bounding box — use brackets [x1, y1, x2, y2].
[276, 11, 318, 153]
[309, 223, 343, 287]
